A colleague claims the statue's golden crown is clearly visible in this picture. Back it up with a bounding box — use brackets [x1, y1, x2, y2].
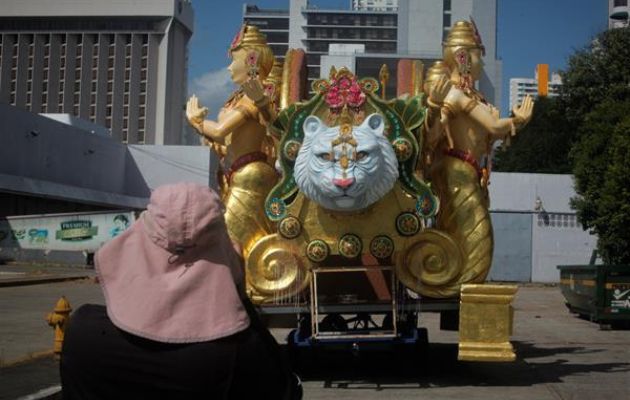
[230, 24, 268, 52]
[443, 20, 485, 55]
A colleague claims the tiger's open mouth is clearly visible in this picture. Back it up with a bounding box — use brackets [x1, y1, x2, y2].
[334, 195, 356, 208]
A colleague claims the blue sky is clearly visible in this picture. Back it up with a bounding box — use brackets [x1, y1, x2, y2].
[188, 0, 608, 117]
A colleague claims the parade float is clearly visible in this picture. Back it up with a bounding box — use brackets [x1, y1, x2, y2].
[186, 20, 533, 362]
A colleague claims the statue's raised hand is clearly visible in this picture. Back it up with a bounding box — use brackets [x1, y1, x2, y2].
[186, 95, 208, 133]
[512, 94, 534, 127]
[429, 75, 452, 104]
[241, 78, 269, 108]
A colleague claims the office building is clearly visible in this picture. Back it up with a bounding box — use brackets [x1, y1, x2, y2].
[609, 0, 629, 29]
[0, 0, 193, 145]
[509, 64, 562, 111]
[244, 0, 502, 108]
[242, 5, 290, 61]
[352, 0, 399, 11]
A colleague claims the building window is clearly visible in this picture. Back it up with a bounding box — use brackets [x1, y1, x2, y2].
[614, 0, 627, 7]
[443, 14, 451, 27]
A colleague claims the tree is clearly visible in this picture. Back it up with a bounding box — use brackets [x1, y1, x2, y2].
[494, 27, 630, 175]
[571, 100, 630, 264]
[493, 96, 573, 173]
[568, 27, 630, 264]
[560, 28, 630, 127]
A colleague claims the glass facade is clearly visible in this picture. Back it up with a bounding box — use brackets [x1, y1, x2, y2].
[307, 13, 396, 27]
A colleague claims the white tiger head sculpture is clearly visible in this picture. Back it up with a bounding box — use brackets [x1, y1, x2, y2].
[294, 113, 399, 211]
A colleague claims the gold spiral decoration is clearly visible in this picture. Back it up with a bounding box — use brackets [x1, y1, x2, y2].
[395, 229, 464, 297]
[432, 156, 494, 286]
[245, 234, 310, 303]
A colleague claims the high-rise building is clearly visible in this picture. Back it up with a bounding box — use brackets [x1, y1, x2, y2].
[509, 65, 562, 111]
[352, 0, 399, 11]
[609, 0, 629, 29]
[243, 0, 502, 108]
[242, 5, 290, 62]
[0, 0, 193, 145]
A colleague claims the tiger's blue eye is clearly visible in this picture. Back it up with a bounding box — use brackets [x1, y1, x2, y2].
[356, 151, 368, 160]
[318, 153, 332, 161]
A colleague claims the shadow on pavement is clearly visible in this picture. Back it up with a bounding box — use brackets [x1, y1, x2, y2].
[0, 356, 60, 400]
[284, 340, 630, 390]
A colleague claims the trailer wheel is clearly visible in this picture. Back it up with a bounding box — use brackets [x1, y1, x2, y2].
[320, 314, 347, 332]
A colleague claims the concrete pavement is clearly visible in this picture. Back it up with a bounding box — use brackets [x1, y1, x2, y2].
[0, 266, 629, 400]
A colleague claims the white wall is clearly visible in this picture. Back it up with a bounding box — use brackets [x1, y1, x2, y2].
[531, 214, 598, 282]
[489, 172, 577, 213]
[127, 145, 211, 191]
[289, 0, 308, 49]
[489, 172, 598, 282]
[397, 0, 443, 58]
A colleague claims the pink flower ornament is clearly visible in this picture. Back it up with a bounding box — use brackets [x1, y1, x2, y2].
[246, 50, 259, 78]
[324, 76, 366, 110]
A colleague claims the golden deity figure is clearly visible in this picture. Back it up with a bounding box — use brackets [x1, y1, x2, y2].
[420, 20, 534, 295]
[186, 25, 278, 252]
[421, 60, 451, 175]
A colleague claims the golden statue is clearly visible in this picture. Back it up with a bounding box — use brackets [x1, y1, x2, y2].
[421, 61, 451, 176]
[411, 20, 533, 297]
[181, 20, 526, 362]
[186, 25, 278, 252]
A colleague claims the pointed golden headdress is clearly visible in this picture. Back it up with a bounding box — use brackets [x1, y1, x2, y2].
[230, 25, 268, 52]
[443, 20, 485, 56]
[229, 24, 274, 79]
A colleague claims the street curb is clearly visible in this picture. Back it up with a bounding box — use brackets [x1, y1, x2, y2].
[16, 385, 62, 400]
[0, 275, 94, 288]
[0, 350, 55, 369]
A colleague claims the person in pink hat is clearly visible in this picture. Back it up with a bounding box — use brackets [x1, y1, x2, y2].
[60, 182, 301, 399]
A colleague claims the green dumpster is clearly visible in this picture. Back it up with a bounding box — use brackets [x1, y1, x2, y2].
[557, 264, 630, 328]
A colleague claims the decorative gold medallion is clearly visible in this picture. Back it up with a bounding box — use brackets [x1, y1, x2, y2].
[266, 197, 286, 220]
[392, 138, 413, 162]
[396, 212, 421, 236]
[370, 235, 395, 259]
[306, 239, 329, 263]
[279, 216, 302, 239]
[283, 140, 301, 162]
[416, 193, 439, 218]
[338, 234, 362, 259]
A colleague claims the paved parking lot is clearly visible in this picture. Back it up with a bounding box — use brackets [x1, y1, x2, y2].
[1, 266, 628, 400]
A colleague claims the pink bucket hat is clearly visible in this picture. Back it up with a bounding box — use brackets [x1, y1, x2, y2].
[96, 182, 250, 343]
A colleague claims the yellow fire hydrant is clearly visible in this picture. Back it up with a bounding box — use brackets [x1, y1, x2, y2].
[46, 296, 72, 357]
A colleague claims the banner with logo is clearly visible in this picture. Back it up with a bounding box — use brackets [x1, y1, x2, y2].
[0, 211, 135, 252]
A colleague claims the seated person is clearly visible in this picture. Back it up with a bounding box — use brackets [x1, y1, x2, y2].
[60, 182, 301, 399]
